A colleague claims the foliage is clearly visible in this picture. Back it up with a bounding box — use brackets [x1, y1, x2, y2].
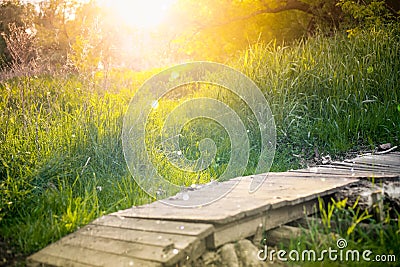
[1, 22, 38, 74]
[172, 0, 400, 61]
[1, 0, 399, 69]
[67, 2, 132, 76]
[0, 0, 36, 67]
[286, 197, 400, 266]
[32, 0, 84, 67]
[171, 0, 312, 61]
[233, 24, 400, 154]
[0, 0, 109, 72]
[68, 26, 103, 75]
[318, 197, 373, 236]
[337, 0, 399, 29]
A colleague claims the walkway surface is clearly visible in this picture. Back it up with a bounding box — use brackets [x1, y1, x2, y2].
[27, 152, 400, 266]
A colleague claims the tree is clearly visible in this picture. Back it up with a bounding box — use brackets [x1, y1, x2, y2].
[169, 0, 399, 61]
[169, 0, 316, 60]
[191, 0, 342, 30]
[0, 0, 84, 70]
[338, 0, 399, 28]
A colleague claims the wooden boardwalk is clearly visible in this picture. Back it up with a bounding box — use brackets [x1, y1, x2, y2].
[28, 152, 400, 266]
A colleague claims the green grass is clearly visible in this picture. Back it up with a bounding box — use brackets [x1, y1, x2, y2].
[282, 197, 400, 266]
[235, 25, 400, 159]
[0, 24, 399, 260]
[0, 71, 154, 254]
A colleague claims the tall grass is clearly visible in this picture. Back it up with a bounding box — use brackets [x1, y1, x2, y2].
[0, 71, 153, 253]
[0, 25, 399, 257]
[235, 25, 400, 160]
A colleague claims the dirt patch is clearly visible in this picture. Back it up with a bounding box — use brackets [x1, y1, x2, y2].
[0, 236, 26, 267]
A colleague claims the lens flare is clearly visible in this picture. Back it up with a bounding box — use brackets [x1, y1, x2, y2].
[99, 0, 176, 29]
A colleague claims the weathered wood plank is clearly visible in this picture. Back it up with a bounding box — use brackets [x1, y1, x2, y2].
[91, 215, 214, 238]
[29, 243, 162, 267]
[277, 171, 355, 178]
[325, 166, 399, 177]
[27, 252, 95, 267]
[368, 153, 400, 159]
[80, 224, 171, 247]
[116, 176, 357, 224]
[329, 161, 400, 173]
[308, 165, 381, 174]
[209, 198, 318, 248]
[80, 225, 208, 266]
[345, 156, 400, 167]
[294, 166, 399, 178]
[344, 157, 400, 167]
[60, 233, 186, 265]
[147, 173, 353, 205]
[79, 224, 206, 258]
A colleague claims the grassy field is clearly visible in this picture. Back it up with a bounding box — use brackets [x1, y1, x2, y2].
[0, 24, 399, 262]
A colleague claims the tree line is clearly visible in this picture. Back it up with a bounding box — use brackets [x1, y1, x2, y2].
[0, 0, 398, 74]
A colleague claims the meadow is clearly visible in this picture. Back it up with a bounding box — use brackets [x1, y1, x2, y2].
[0, 24, 399, 263]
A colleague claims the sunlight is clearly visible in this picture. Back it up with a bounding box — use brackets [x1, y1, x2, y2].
[98, 0, 176, 30]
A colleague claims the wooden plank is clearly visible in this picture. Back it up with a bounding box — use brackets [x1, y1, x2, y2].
[116, 198, 259, 224]
[29, 220, 210, 266]
[174, 237, 207, 266]
[352, 153, 400, 160]
[184, 178, 354, 205]
[209, 198, 318, 248]
[27, 253, 94, 267]
[293, 153, 400, 177]
[294, 166, 399, 178]
[149, 174, 355, 205]
[129, 177, 352, 222]
[324, 166, 400, 177]
[277, 171, 355, 178]
[116, 176, 357, 224]
[29, 243, 161, 267]
[339, 154, 400, 164]
[329, 161, 400, 173]
[344, 157, 400, 167]
[369, 153, 400, 159]
[342, 161, 400, 170]
[345, 156, 400, 167]
[92, 215, 214, 238]
[291, 167, 361, 175]
[59, 233, 185, 265]
[79, 224, 207, 263]
[290, 170, 378, 178]
[322, 163, 391, 174]
[81, 224, 172, 247]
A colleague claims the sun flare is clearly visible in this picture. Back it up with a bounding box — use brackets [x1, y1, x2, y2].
[99, 0, 176, 30]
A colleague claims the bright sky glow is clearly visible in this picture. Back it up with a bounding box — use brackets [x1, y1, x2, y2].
[98, 0, 176, 30]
